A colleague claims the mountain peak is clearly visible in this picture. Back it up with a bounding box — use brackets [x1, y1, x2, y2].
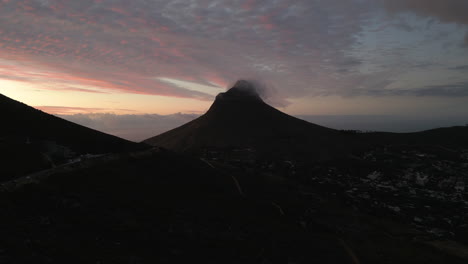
[215, 80, 263, 102]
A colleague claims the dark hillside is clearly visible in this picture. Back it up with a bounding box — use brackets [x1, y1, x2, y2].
[0, 149, 464, 263]
[0, 93, 147, 180]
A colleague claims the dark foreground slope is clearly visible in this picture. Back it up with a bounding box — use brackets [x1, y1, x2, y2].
[144, 81, 362, 160]
[0, 93, 146, 180]
[1, 148, 464, 264]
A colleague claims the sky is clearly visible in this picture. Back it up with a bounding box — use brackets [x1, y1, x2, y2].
[0, 0, 467, 141]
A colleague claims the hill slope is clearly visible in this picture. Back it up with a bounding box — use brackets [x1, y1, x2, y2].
[0, 93, 147, 179]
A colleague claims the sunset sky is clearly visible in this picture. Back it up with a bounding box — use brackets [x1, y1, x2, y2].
[1, 0, 467, 140]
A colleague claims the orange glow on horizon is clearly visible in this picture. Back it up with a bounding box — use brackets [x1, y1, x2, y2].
[0, 78, 213, 116]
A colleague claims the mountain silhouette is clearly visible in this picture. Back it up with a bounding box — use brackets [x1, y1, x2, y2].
[0, 93, 146, 179]
[2, 88, 468, 263]
[144, 80, 360, 160]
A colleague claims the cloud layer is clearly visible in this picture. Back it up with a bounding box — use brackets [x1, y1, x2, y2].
[384, 0, 468, 25]
[0, 0, 467, 108]
[59, 112, 199, 141]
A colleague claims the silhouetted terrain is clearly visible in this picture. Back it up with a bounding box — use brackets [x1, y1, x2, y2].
[144, 80, 468, 159]
[360, 126, 468, 151]
[144, 80, 364, 160]
[0, 93, 147, 180]
[1, 148, 466, 263]
[1, 84, 468, 263]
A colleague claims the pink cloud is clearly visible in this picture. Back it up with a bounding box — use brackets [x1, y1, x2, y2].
[242, 0, 256, 11]
[258, 15, 275, 30]
[0, 0, 465, 109]
[34, 106, 133, 115]
[108, 6, 129, 16]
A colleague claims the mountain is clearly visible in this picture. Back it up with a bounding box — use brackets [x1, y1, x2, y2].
[0, 93, 147, 180]
[144, 80, 468, 159]
[144, 80, 362, 160]
[2, 88, 467, 263]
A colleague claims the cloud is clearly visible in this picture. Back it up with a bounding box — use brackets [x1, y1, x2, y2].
[449, 65, 468, 71]
[383, 0, 468, 25]
[35, 106, 135, 114]
[228, 78, 291, 107]
[405, 83, 468, 97]
[0, 0, 378, 100]
[364, 82, 468, 97]
[58, 112, 199, 141]
[0, 0, 467, 106]
[382, 0, 468, 48]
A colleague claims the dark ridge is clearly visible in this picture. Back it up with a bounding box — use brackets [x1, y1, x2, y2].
[0, 93, 148, 180]
[0, 93, 146, 153]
